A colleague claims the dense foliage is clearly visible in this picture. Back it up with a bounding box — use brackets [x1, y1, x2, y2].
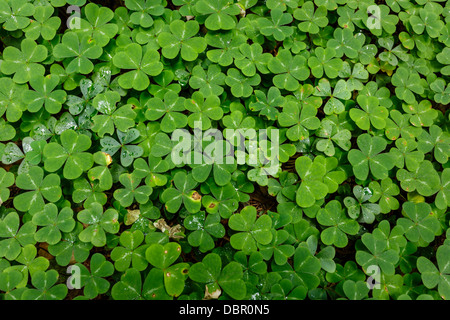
[0, 0, 449, 301]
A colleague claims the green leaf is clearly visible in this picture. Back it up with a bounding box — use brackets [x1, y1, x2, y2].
[32, 204, 75, 245]
[417, 244, 450, 299]
[317, 200, 359, 247]
[14, 166, 62, 213]
[53, 32, 102, 74]
[268, 49, 310, 91]
[397, 202, 439, 244]
[229, 206, 273, 254]
[294, 2, 328, 34]
[43, 129, 93, 180]
[1, 39, 47, 84]
[77, 202, 119, 247]
[113, 43, 163, 91]
[196, 0, 240, 31]
[158, 20, 207, 61]
[348, 134, 395, 180]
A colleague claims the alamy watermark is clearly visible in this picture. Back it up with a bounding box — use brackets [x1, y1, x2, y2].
[366, 5, 381, 31]
[66, 265, 81, 290]
[66, 5, 82, 30]
[170, 121, 280, 176]
[366, 265, 381, 290]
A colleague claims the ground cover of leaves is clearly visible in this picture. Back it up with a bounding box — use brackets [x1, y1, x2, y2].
[0, 0, 449, 301]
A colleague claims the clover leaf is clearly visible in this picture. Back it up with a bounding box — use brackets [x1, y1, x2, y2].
[21, 269, 67, 300]
[308, 47, 343, 79]
[0, 78, 27, 123]
[72, 177, 107, 207]
[205, 30, 246, 67]
[3, 244, 49, 289]
[184, 211, 225, 252]
[293, 245, 321, 289]
[158, 20, 207, 61]
[435, 168, 450, 211]
[0, 269, 23, 299]
[188, 253, 246, 299]
[348, 133, 396, 181]
[326, 27, 361, 59]
[145, 73, 177, 100]
[403, 100, 438, 128]
[201, 182, 239, 219]
[249, 87, 283, 121]
[47, 223, 92, 266]
[144, 91, 187, 133]
[378, 36, 409, 67]
[317, 200, 359, 248]
[294, 2, 328, 34]
[344, 185, 381, 224]
[295, 156, 328, 208]
[314, 78, 351, 115]
[258, 229, 295, 266]
[268, 49, 310, 91]
[0, 167, 14, 206]
[278, 101, 320, 142]
[0, 212, 36, 261]
[111, 230, 148, 272]
[100, 129, 144, 167]
[112, 43, 163, 91]
[389, 138, 424, 172]
[225, 67, 261, 98]
[343, 280, 369, 300]
[145, 242, 189, 297]
[195, 0, 240, 30]
[125, 0, 164, 28]
[410, 8, 444, 38]
[417, 125, 450, 164]
[396, 160, 440, 196]
[189, 142, 237, 187]
[77, 202, 120, 247]
[391, 67, 424, 104]
[258, 9, 294, 41]
[356, 231, 399, 276]
[92, 91, 136, 137]
[161, 171, 201, 214]
[32, 203, 75, 245]
[53, 32, 102, 75]
[74, 252, 114, 299]
[0, 0, 34, 31]
[23, 75, 67, 115]
[397, 202, 440, 245]
[368, 178, 400, 214]
[113, 172, 153, 207]
[185, 91, 223, 130]
[365, 4, 399, 36]
[24, 5, 61, 40]
[65, 78, 105, 117]
[384, 109, 422, 141]
[1, 39, 47, 84]
[314, 117, 351, 156]
[350, 95, 388, 130]
[0, 118, 15, 142]
[189, 64, 226, 97]
[228, 205, 273, 254]
[13, 166, 62, 213]
[111, 268, 145, 300]
[43, 129, 93, 180]
[417, 244, 450, 300]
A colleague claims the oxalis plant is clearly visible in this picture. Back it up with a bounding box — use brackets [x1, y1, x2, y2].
[0, 0, 449, 302]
